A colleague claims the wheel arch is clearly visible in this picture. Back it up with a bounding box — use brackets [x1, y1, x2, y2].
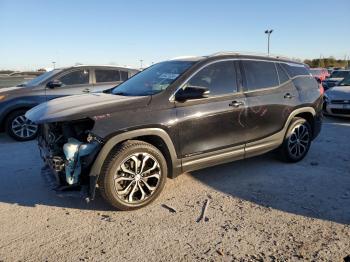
[293, 111, 316, 137]
[88, 128, 181, 199]
[0, 104, 36, 131]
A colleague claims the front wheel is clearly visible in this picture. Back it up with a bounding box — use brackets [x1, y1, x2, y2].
[279, 117, 312, 162]
[5, 110, 38, 141]
[99, 140, 167, 210]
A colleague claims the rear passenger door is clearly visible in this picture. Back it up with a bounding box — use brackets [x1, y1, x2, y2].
[92, 68, 128, 93]
[241, 60, 299, 142]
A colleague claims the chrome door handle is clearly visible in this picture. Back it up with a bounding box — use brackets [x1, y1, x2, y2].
[284, 93, 294, 99]
[229, 101, 244, 108]
[83, 88, 90, 93]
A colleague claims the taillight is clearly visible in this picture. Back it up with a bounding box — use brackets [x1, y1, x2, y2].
[319, 83, 324, 95]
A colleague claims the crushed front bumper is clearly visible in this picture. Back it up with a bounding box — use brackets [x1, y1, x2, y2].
[41, 164, 91, 200]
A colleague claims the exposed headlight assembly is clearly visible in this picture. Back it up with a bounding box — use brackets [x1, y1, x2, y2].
[0, 95, 7, 102]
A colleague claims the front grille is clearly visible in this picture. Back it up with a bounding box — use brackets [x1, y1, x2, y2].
[331, 100, 350, 104]
[331, 108, 350, 115]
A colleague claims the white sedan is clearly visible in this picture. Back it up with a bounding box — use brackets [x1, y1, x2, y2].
[324, 76, 350, 117]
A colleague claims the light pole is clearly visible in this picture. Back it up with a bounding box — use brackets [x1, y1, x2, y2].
[140, 59, 143, 70]
[52, 61, 56, 69]
[264, 29, 273, 55]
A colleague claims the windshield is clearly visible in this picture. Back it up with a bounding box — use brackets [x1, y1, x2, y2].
[112, 61, 195, 96]
[20, 69, 62, 87]
[339, 75, 350, 86]
[330, 70, 350, 79]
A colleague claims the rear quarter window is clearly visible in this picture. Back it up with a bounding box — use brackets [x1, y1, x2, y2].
[281, 63, 310, 78]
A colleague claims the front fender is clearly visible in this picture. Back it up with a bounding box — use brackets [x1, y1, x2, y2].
[88, 128, 181, 199]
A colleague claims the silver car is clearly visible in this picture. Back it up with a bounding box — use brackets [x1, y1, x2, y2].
[324, 75, 350, 117]
[0, 65, 139, 141]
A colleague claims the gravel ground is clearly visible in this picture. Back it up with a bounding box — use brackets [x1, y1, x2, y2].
[0, 116, 349, 261]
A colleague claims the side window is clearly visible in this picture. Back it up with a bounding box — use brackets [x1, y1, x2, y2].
[95, 69, 120, 83]
[242, 60, 279, 91]
[277, 63, 290, 84]
[188, 61, 237, 96]
[120, 71, 129, 81]
[281, 63, 309, 78]
[58, 69, 89, 85]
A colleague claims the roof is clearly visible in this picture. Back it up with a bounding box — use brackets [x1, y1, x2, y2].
[168, 56, 206, 62]
[57, 65, 139, 71]
[170, 51, 303, 64]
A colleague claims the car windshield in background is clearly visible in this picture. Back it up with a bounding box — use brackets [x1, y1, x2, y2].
[330, 71, 349, 79]
[21, 69, 62, 87]
[112, 61, 195, 96]
[310, 69, 322, 75]
[339, 75, 350, 86]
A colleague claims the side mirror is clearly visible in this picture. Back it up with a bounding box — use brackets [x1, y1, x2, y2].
[175, 86, 210, 102]
[46, 80, 62, 89]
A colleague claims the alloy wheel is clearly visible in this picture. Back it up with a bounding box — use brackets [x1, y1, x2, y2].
[287, 123, 310, 159]
[11, 115, 38, 139]
[114, 152, 161, 204]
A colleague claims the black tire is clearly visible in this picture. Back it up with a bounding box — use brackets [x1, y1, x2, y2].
[99, 140, 167, 210]
[5, 109, 38, 141]
[279, 117, 312, 163]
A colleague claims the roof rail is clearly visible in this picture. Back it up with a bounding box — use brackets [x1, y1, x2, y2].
[209, 51, 301, 62]
[70, 64, 138, 70]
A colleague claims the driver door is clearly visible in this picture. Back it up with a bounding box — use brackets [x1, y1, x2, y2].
[45, 68, 92, 100]
[175, 60, 247, 159]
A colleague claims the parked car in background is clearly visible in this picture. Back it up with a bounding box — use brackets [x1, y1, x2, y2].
[322, 70, 350, 90]
[26, 52, 323, 210]
[0, 71, 45, 89]
[323, 75, 350, 117]
[0, 65, 139, 141]
[309, 68, 329, 82]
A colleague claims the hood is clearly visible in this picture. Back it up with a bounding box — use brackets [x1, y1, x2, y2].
[0, 85, 28, 94]
[26, 93, 151, 124]
[325, 85, 350, 100]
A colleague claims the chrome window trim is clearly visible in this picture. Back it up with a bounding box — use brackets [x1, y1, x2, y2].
[169, 58, 307, 102]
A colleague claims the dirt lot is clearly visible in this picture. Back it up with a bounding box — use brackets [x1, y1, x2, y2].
[0, 116, 349, 261]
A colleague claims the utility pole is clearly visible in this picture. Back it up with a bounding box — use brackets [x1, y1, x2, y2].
[264, 29, 273, 55]
[140, 59, 144, 70]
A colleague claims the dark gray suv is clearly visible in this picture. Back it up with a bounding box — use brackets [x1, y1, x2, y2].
[26, 53, 323, 210]
[0, 65, 138, 141]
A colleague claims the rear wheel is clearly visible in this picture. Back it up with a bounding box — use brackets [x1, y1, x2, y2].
[279, 117, 312, 162]
[99, 140, 167, 210]
[5, 110, 38, 141]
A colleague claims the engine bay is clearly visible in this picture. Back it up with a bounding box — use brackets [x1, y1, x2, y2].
[38, 118, 102, 189]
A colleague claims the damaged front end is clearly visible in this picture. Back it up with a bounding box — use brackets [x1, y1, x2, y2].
[38, 118, 103, 199]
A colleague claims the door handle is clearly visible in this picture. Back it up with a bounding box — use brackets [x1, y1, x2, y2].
[83, 88, 90, 93]
[229, 100, 244, 108]
[284, 93, 294, 99]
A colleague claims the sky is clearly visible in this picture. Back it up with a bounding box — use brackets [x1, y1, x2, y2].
[0, 0, 349, 70]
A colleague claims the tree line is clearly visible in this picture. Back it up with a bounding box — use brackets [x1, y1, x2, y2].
[304, 57, 349, 68]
